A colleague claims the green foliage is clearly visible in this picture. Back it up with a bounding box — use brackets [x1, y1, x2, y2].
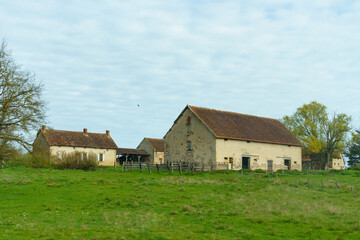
[0, 168, 360, 239]
[282, 101, 351, 168]
[54, 152, 98, 170]
[345, 130, 360, 167]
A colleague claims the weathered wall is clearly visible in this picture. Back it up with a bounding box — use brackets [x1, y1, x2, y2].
[332, 158, 346, 170]
[49, 146, 116, 166]
[154, 151, 164, 164]
[164, 108, 216, 164]
[215, 139, 302, 171]
[137, 139, 154, 163]
[33, 132, 50, 157]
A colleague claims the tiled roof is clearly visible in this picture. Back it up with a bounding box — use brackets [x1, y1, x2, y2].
[117, 148, 150, 155]
[40, 129, 118, 149]
[145, 138, 164, 152]
[187, 105, 302, 146]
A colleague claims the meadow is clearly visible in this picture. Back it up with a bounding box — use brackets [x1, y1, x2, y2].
[1, 167, 360, 240]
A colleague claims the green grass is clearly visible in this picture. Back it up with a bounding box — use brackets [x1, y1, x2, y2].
[1, 167, 360, 239]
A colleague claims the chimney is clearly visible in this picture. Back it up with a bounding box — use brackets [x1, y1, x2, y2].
[83, 128, 88, 135]
[106, 130, 110, 137]
[42, 125, 46, 131]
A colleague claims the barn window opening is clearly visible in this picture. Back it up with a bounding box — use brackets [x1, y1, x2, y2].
[57, 152, 62, 159]
[186, 141, 192, 151]
[186, 116, 191, 124]
[98, 153, 104, 162]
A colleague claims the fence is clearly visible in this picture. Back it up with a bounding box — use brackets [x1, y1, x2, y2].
[122, 161, 219, 174]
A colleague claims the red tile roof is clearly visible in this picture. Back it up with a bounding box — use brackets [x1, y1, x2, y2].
[186, 105, 302, 146]
[40, 129, 118, 149]
[144, 138, 164, 152]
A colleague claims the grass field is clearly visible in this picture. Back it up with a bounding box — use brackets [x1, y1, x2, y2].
[1, 167, 360, 240]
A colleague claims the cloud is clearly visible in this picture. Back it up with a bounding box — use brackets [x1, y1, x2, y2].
[0, 0, 359, 147]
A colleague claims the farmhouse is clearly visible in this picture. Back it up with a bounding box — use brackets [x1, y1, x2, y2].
[33, 126, 118, 166]
[164, 105, 303, 171]
[137, 138, 164, 164]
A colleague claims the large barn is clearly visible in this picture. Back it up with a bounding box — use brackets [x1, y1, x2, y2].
[164, 105, 303, 171]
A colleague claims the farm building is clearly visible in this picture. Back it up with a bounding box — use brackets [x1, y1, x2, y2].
[33, 126, 118, 166]
[137, 138, 164, 164]
[302, 152, 346, 170]
[164, 105, 303, 171]
[116, 148, 149, 164]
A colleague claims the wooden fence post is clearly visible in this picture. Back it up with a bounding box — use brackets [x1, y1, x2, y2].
[156, 164, 160, 173]
[179, 162, 182, 175]
[114, 162, 117, 171]
[122, 162, 125, 172]
[171, 161, 173, 173]
[167, 162, 171, 173]
[191, 162, 194, 175]
[131, 161, 133, 172]
[210, 162, 213, 173]
[202, 163, 204, 173]
[336, 180, 338, 194]
[187, 161, 190, 173]
[139, 161, 142, 173]
[147, 163, 151, 173]
[227, 162, 229, 173]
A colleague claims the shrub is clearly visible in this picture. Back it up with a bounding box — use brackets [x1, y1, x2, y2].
[54, 152, 98, 170]
[7, 153, 53, 169]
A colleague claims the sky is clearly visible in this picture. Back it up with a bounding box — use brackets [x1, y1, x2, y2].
[0, 0, 359, 148]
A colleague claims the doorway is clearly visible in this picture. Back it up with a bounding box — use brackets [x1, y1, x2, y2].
[242, 157, 250, 169]
[267, 160, 273, 172]
[284, 159, 291, 170]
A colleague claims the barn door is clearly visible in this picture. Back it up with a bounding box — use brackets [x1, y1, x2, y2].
[267, 160, 273, 172]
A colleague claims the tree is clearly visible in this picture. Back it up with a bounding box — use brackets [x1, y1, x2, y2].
[282, 101, 351, 169]
[0, 39, 46, 161]
[345, 130, 360, 167]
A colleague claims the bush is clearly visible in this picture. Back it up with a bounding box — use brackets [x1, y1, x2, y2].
[54, 152, 98, 170]
[7, 153, 53, 169]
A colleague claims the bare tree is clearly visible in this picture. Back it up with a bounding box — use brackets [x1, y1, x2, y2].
[0, 39, 46, 160]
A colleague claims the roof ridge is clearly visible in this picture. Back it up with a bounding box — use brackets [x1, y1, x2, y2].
[188, 105, 279, 121]
[45, 129, 108, 135]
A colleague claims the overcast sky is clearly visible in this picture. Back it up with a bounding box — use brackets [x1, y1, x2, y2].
[1, 0, 359, 148]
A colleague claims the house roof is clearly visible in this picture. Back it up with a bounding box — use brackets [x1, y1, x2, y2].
[39, 129, 118, 149]
[144, 138, 164, 152]
[117, 148, 150, 156]
[174, 105, 302, 146]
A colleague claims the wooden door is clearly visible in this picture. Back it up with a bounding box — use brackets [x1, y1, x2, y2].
[267, 160, 273, 172]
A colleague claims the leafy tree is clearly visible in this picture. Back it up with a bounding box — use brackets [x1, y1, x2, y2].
[345, 130, 360, 167]
[0, 39, 46, 161]
[282, 101, 351, 169]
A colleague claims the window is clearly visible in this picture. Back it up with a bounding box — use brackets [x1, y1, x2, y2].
[57, 152, 62, 159]
[186, 141, 192, 151]
[98, 153, 104, 162]
[186, 116, 191, 124]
